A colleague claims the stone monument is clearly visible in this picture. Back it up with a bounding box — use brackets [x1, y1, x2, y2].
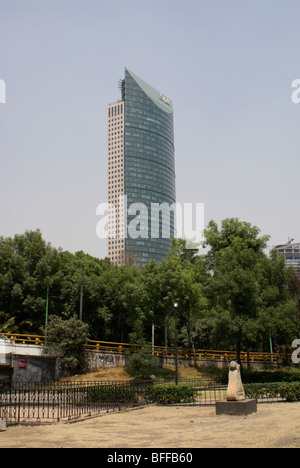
[226, 361, 245, 401]
[215, 361, 257, 415]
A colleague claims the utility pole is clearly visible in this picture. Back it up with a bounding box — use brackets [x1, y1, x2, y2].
[174, 302, 179, 385]
[79, 264, 84, 321]
[45, 283, 49, 346]
[152, 323, 155, 355]
[269, 329, 273, 362]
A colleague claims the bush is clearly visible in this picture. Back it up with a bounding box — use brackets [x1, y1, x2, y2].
[245, 383, 282, 400]
[86, 385, 139, 403]
[242, 370, 300, 384]
[217, 369, 300, 385]
[127, 347, 158, 380]
[150, 384, 196, 405]
[244, 382, 300, 402]
[278, 383, 300, 402]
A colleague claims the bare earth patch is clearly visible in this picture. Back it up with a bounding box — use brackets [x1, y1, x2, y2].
[59, 366, 210, 382]
[1, 403, 300, 448]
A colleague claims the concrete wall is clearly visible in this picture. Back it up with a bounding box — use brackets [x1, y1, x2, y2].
[11, 354, 58, 383]
[86, 350, 276, 371]
[0, 345, 278, 384]
[0, 343, 58, 383]
[87, 351, 126, 370]
[3, 343, 44, 357]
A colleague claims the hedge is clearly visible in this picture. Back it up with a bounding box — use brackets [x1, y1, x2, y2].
[149, 384, 196, 405]
[245, 382, 300, 402]
[217, 370, 300, 385]
[85, 385, 143, 404]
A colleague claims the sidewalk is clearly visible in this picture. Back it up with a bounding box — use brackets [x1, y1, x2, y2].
[0, 403, 299, 448]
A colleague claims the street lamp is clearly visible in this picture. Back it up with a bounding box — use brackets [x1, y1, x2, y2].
[173, 302, 179, 385]
[45, 282, 49, 347]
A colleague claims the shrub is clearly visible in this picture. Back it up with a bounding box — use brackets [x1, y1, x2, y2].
[242, 370, 300, 384]
[278, 383, 300, 402]
[127, 346, 158, 380]
[244, 383, 282, 400]
[86, 385, 139, 403]
[244, 382, 300, 402]
[217, 369, 300, 385]
[150, 384, 196, 405]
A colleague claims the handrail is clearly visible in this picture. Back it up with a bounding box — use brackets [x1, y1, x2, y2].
[2, 333, 287, 363]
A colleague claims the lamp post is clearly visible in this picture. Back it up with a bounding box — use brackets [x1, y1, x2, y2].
[173, 302, 179, 385]
[45, 283, 49, 347]
[152, 322, 155, 355]
[79, 263, 84, 321]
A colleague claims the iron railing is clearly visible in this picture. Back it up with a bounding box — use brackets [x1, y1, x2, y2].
[2, 334, 288, 363]
[0, 378, 289, 426]
[150, 378, 286, 405]
[0, 380, 153, 426]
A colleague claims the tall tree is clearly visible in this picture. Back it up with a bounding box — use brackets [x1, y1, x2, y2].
[204, 218, 273, 364]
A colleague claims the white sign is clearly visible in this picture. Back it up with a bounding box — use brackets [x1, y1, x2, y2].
[96, 197, 205, 245]
[291, 79, 300, 104]
[0, 79, 6, 104]
[160, 93, 171, 106]
[292, 339, 300, 363]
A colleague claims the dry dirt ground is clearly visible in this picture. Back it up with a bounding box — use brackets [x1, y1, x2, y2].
[1, 402, 300, 448]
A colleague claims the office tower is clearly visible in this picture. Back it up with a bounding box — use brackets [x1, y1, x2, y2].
[107, 68, 176, 267]
[273, 240, 300, 268]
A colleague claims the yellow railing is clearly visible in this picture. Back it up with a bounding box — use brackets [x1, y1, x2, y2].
[2, 333, 285, 363]
[3, 334, 44, 346]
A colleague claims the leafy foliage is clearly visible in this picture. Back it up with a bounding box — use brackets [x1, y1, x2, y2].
[127, 347, 158, 380]
[86, 385, 140, 403]
[44, 315, 90, 375]
[217, 369, 300, 384]
[149, 384, 196, 404]
[245, 382, 300, 402]
[0, 220, 299, 362]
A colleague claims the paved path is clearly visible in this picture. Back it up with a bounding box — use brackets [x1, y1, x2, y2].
[1, 403, 300, 448]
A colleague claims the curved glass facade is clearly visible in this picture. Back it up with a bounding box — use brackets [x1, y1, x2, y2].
[124, 69, 176, 267]
[107, 69, 176, 268]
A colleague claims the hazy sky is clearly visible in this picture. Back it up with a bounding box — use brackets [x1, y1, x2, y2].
[0, 0, 299, 259]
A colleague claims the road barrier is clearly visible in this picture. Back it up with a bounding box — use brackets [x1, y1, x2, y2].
[2, 334, 286, 363]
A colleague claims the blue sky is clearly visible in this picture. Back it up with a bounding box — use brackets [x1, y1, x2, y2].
[0, 0, 299, 258]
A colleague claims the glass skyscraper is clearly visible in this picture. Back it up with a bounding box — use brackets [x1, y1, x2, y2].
[107, 69, 176, 267]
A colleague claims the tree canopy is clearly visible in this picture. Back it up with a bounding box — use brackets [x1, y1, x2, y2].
[0, 220, 298, 360]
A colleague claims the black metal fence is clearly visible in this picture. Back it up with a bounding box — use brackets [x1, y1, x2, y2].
[0, 378, 287, 426]
[153, 379, 285, 405]
[0, 380, 153, 426]
[152, 378, 228, 405]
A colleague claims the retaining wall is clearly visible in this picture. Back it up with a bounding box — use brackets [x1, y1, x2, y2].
[86, 350, 276, 371]
[0, 345, 278, 384]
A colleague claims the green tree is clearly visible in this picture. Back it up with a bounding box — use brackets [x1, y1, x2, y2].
[0, 230, 54, 334]
[44, 315, 90, 375]
[203, 218, 284, 365]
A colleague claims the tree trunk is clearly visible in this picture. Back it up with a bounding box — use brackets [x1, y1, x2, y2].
[236, 341, 241, 365]
[192, 339, 198, 369]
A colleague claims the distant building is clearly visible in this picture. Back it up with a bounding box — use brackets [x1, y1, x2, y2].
[272, 239, 300, 268]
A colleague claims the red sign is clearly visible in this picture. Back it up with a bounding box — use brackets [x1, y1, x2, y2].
[18, 359, 27, 368]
